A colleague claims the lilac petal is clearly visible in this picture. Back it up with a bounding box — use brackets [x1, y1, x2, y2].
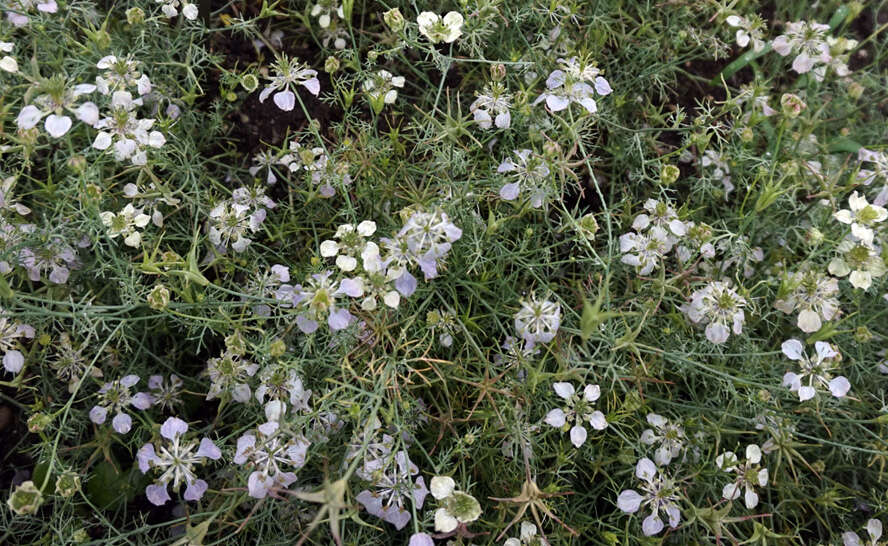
[328, 307, 353, 330]
[146, 483, 171, 506]
[273, 90, 296, 111]
[356, 490, 384, 517]
[3, 350, 24, 373]
[183, 479, 208, 501]
[137, 443, 158, 473]
[408, 533, 435, 546]
[44, 114, 72, 138]
[394, 271, 417, 297]
[160, 417, 188, 440]
[197, 438, 222, 460]
[148, 375, 163, 389]
[121, 374, 140, 387]
[89, 405, 108, 424]
[544, 408, 566, 428]
[131, 392, 153, 410]
[112, 412, 133, 434]
[642, 513, 665, 536]
[336, 277, 363, 297]
[414, 476, 429, 508]
[546, 94, 570, 111]
[247, 471, 273, 498]
[569, 425, 587, 447]
[295, 315, 319, 334]
[617, 489, 642, 513]
[381, 504, 411, 530]
[499, 182, 520, 201]
[594, 76, 612, 95]
[829, 376, 851, 398]
[302, 78, 321, 96]
[636, 458, 656, 481]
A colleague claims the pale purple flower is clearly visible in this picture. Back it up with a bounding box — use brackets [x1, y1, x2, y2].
[355, 450, 428, 530]
[616, 458, 681, 536]
[233, 421, 310, 498]
[148, 374, 184, 411]
[781, 339, 850, 401]
[534, 57, 612, 114]
[258, 55, 320, 111]
[90, 375, 152, 434]
[137, 417, 221, 505]
[19, 234, 80, 284]
[640, 414, 686, 466]
[544, 382, 607, 448]
[206, 351, 259, 403]
[715, 444, 769, 509]
[0, 313, 34, 374]
[497, 149, 551, 208]
[844, 519, 884, 546]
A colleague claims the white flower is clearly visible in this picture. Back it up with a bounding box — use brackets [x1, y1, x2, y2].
[620, 226, 672, 276]
[844, 519, 884, 546]
[503, 521, 548, 546]
[680, 281, 747, 344]
[259, 55, 320, 111]
[429, 476, 481, 532]
[716, 444, 769, 509]
[310, 1, 344, 28]
[16, 77, 98, 138]
[726, 14, 767, 52]
[774, 269, 840, 333]
[640, 413, 686, 466]
[416, 11, 463, 44]
[319, 221, 378, 272]
[92, 91, 165, 165]
[95, 55, 152, 95]
[156, 0, 198, 20]
[233, 421, 310, 498]
[206, 350, 259, 403]
[544, 382, 607, 448]
[617, 458, 681, 536]
[828, 239, 887, 290]
[534, 57, 612, 114]
[4, 0, 58, 27]
[0, 42, 17, 73]
[89, 375, 152, 434]
[834, 191, 888, 246]
[0, 313, 35, 375]
[470, 83, 511, 130]
[701, 150, 735, 199]
[100, 204, 151, 247]
[771, 20, 832, 74]
[363, 70, 405, 113]
[497, 149, 551, 207]
[514, 294, 561, 349]
[781, 339, 850, 401]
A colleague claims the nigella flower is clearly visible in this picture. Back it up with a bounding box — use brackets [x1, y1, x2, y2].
[290, 270, 362, 333]
[617, 458, 681, 536]
[49, 333, 101, 391]
[544, 382, 607, 448]
[254, 365, 311, 416]
[504, 521, 548, 546]
[416, 11, 463, 44]
[534, 56, 612, 114]
[771, 20, 831, 74]
[95, 55, 151, 96]
[148, 374, 184, 411]
[248, 149, 281, 185]
[5, 0, 57, 28]
[631, 199, 687, 240]
[319, 221, 378, 272]
[19, 234, 79, 284]
[675, 221, 715, 264]
[259, 55, 320, 111]
[207, 198, 264, 253]
[470, 83, 511, 130]
[844, 519, 884, 546]
[92, 90, 166, 165]
[310, 1, 344, 29]
[493, 336, 540, 366]
[429, 476, 482, 533]
[233, 420, 311, 498]
[640, 413, 686, 466]
[619, 226, 672, 276]
[714, 236, 764, 278]
[89, 375, 153, 434]
[701, 150, 735, 199]
[16, 76, 98, 138]
[156, 0, 198, 20]
[355, 450, 428, 530]
[137, 417, 221, 506]
[1, 41, 18, 73]
[363, 70, 405, 114]
[715, 444, 769, 509]
[726, 14, 767, 52]
[858, 148, 888, 187]
[828, 239, 887, 290]
[834, 191, 888, 246]
[774, 269, 840, 333]
[100, 204, 151, 247]
[393, 208, 462, 281]
[206, 350, 259, 403]
[680, 281, 747, 344]
[123, 181, 180, 228]
[0, 312, 34, 374]
[781, 339, 850, 401]
[514, 294, 561, 349]
[497, 149, 551, 207]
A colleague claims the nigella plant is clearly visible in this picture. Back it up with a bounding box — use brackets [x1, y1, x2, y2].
[0, 311, 34, 374]
[258, 54, 320, 111]
[513, 294, 561, 350]
[497, 149, 551, 208]
[617, 458, 681, 536]
[355, 450, 429, 530]
[679, 281, 747, 345]
[89, 375, 152, 434]
[534, 56, 612, 114]
[137, 417, 222, 505]
[233, 420, 311, 498]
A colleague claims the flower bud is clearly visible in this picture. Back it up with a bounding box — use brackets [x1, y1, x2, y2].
[55, 471, 81, 498]
[780, 93, 806, 118]
[324, 56, 340, 74]
[147, 285, 170, 310]
[126, 7, 145, 24]
[27, 412, 52, 433]
[383, 8, 405, 32]
[490, 63, 506, 82]
[660, 164, 680, 185]
[6, 481, 43, 515]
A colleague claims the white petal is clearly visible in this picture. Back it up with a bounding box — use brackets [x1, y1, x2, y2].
[273, 90, 296, 111]
[552, 382, 575, 399]
[569, 425, 587, 447]
[544, 408, 566, 427]
[429, 476, 455, 500]
[829, 376, 851, 398]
